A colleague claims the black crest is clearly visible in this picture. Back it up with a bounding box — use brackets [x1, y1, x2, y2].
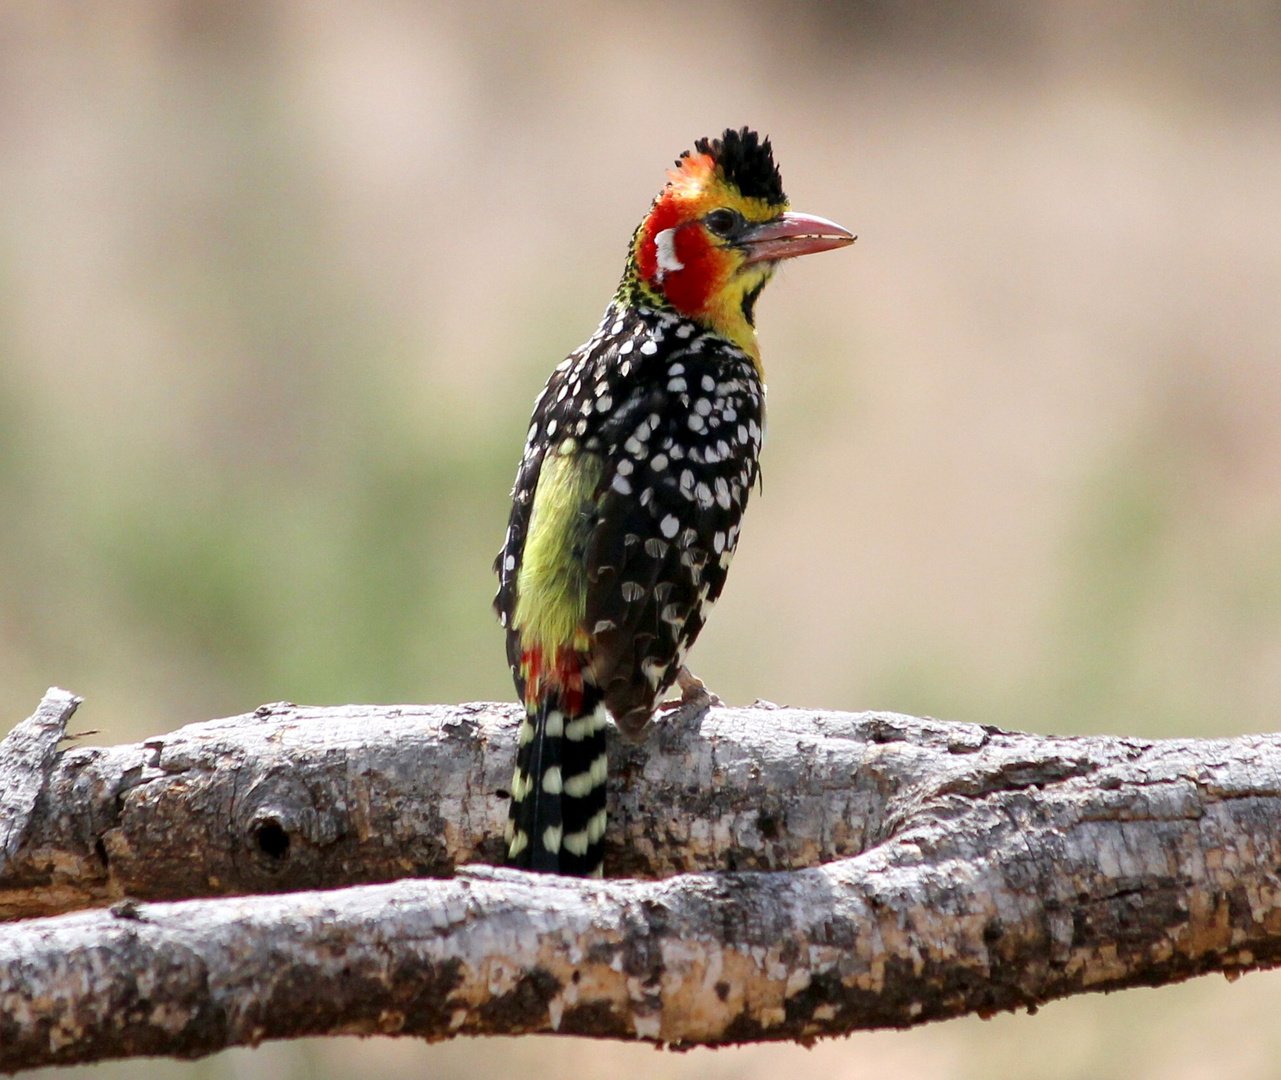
[686, 127, 786, 206]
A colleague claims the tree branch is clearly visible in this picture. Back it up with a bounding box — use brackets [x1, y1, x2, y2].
[1, 693, 981, 918]
[4, 689, 1281, 1070]
[0, 688, 81, 877]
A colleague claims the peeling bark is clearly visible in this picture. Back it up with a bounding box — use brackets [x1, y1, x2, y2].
[0, 689, 80, 876]
[4, 690, 1281, 1069]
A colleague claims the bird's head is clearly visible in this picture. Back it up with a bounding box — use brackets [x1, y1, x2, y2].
[626, 127, 854, 354]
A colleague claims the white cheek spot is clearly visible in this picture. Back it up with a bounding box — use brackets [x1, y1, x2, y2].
[654, 227, 685, 277]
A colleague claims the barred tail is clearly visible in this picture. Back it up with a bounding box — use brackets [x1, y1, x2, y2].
[506, 683, 608, 877]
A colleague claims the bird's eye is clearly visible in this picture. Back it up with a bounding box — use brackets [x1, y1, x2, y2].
[704, 209, 740, 237]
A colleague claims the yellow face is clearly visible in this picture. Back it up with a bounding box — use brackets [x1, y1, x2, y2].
[633, 152, 789, 358]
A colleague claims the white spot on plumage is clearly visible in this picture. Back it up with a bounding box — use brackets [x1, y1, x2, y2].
[587, 808, 607, 842]
[695, 482, 713, 508]
[701, 374, 716, 392]
[543, 766, 563, 795]
[616, 458, 633, 476]
[542, 825, 563, 853]
[694, 398, 712, 416]
[676, 323, 694, 339]
[563, 770, 595, 799]
[667, 377, 687, 392]
[650, 452, 668, 471]
[654, 227, 684, 276]
[660, 514, 679, 538]
[668, 362, 685, 375]
[595, 395, 613, 413]
[688, 414, 705, 432]
[612, 474, 632, 495]
[640, 340, 658, 356]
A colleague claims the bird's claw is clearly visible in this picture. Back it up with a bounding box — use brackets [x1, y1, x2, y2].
[658, 667, 723, 715]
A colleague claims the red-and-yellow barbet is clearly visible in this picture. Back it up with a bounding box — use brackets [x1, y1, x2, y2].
[494, 127, 854, 875]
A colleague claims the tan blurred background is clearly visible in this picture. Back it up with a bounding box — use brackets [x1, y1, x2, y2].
[4, 1, 1281, 1077]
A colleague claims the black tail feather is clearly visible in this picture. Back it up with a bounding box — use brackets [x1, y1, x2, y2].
[507, 688, 607, 876]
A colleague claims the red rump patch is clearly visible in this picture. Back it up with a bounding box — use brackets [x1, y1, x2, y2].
[522, 645, 585, 714]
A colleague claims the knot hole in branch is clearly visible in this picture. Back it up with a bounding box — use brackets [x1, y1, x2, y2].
[250, 815, 292, 865]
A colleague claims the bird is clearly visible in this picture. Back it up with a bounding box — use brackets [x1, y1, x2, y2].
[493, 127, 854, 876]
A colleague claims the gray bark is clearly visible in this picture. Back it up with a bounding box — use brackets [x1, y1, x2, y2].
[0, 689, 80, 877]
[1, 693, 968, 919]
[3, 689, 1281, 1071]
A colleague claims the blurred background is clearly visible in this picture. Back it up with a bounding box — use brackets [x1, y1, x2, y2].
[4, 1, 1281, 1077]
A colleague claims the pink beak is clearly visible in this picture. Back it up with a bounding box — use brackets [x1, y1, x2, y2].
[740, 211, 856, 264]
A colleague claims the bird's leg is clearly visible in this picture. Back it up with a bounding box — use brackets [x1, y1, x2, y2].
[658, 666, 723, 713]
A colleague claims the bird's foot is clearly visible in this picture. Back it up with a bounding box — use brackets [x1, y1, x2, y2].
[658, 667, 723, 717]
